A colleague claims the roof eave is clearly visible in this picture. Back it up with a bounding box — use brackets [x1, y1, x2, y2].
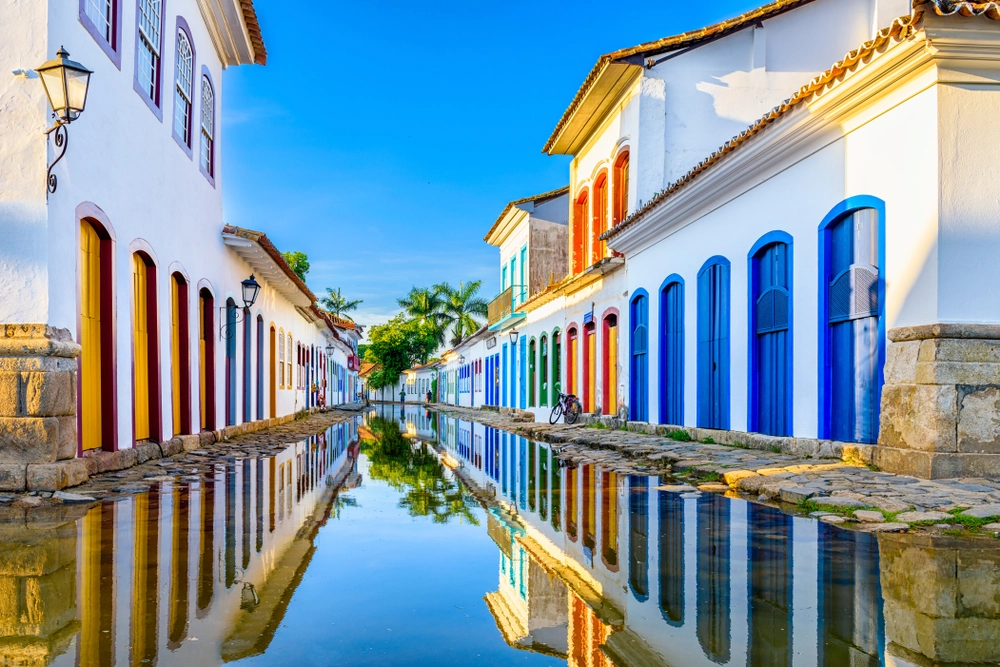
[544, 61, 642, 155]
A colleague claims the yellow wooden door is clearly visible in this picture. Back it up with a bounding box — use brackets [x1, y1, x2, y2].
[80, 222, 103, 450]
[269, 327, 276, 418]
[587, 331, 596, 411]
[199, 298, 207, 431]
[133, 255, 150, 440]
[171, 279, 181, 433]
[606, 322, 617, 414]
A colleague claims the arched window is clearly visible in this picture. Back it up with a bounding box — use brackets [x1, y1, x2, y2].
[820, 199, 884, 443]
[750, 235, 792, 436]
[136, 0, 163, 106]
[592, 171, 608, 265]
[659, 277, 684, 425]
[172, 27, 194, 149]
[630, 292, 649, 422]
[200, 74, 215, 178]
[572, 189, 589, 274]
[613, 150, 630, 225]
[278, 327, 285, 389]
[697, 257, 730, 429]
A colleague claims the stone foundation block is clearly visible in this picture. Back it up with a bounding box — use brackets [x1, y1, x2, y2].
[0, 417, 66, 464]
[22, 371, 75, 417]
[134, 442, 161, 464]
[55, 416, 76, 461]
[160, 438, 182, 457]
[879, 384, 957, 453]
[0, 465, 26, 491]
[958, 386, 1000, 453]
[179, 434, 201, 451]
[199, 431, 216, 447]
[26, 460, 88, 491]
[86, 448, 138, 473]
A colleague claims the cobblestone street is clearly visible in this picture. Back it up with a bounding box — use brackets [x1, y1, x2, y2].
[437, 404, 1000, 536]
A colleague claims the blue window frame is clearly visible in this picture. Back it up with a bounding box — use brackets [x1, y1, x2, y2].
[818, 197, 885, 443]
[749, 233, 793, 436]
[659, 276, 684, 425]
[630, 290, 649, 422]
[697, 257, 731, 429]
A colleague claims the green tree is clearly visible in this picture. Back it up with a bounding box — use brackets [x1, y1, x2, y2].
[436, 280, 488, 346]
[321, 287, 362, 321]
[363, 315, 437, 396]
[281, 251, 310, 281]
[398, 287, 449, 347]
[360, 416, 478, 525]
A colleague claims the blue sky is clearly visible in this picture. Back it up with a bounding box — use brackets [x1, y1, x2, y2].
[222, 0, 764, 328]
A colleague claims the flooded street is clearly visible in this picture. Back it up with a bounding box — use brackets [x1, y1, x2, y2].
[3, 407, 1000, 666]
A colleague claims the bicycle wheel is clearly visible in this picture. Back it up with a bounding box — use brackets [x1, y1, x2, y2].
[549, 403, 564, 425]
[565, 399, 582, 424]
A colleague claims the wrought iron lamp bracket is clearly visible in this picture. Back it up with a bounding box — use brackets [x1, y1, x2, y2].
[219, 306, 248, 341]
[44, 121, 68, 194]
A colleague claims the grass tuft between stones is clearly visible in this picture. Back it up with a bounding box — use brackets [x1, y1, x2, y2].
[800, 499, 875, 518]
[667, 430, 692, 442]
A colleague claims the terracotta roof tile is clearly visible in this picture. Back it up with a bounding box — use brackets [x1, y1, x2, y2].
[542, 0, 817, 154]
[240, 1, 267, 65]
[601, 8, 934, 243]
[222, 225, 316, 302]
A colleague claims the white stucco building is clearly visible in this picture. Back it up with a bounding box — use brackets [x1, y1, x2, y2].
[0, 0, 358, 489]
[480, 0, 1000, 478]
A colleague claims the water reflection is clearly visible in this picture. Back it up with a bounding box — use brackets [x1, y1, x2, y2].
[0, 419, 358, 666]
[402, 405, 1000, 667]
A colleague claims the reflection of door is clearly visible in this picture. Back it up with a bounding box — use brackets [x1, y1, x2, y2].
[603, 315, 618, 416]
[697, 260, 730, 429]
[80, 221, 105, 450]
[269, 326, 276, 417]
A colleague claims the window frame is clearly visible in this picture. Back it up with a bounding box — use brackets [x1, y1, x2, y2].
[80, 0, 122, 68]
[171, 19, 195, 157]
[199, 69, 216, 185]
[278, 327, 285, 389]
[133, 0, 166, 119]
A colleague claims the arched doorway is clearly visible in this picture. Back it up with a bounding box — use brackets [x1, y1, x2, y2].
[79, 218, 116, 451]
[583, 322, 596, 412]
[269, 325, 277, 418]
[602, 313, 618, 416]
[199, 289, 216, 431]
[659, 277, 684, 425]
[225, 298, 237, 426]
[132, 252, 161, 442]
[750, 236, 792, 436]
[171, 273, 191, 435]
[697, 257, 730, 429]
[630, 294, 649, 422]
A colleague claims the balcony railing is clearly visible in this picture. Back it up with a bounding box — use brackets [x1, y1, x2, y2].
[488, 286, 514, 327]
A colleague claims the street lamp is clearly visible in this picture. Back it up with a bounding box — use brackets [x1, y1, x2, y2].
[35, 47, 92, 193]
[459, 355, 466, 365]
[325, 344, 335, 357]
[509, 330, 519, 346]
[241, 274, 261, 308]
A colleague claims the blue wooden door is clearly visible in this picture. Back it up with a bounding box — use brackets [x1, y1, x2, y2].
[225, 299, 237, 426]
[753, 243, 790, 436]
[697, 261, 730, 429]
[519, 336, 527, 408]
[660, 281, 684, 425]
[828, 209, 880, 443]
[630, 295, 649, 421]
[501, 344, 508, 408]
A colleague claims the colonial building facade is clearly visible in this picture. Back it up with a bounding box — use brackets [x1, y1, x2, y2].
[0, 0, 358, 489]
[458, 0, 1000, 479]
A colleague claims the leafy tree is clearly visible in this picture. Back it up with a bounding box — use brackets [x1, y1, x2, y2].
[436, 280, 488, 346]
[281, 251, 310, 281]
[398, 287, 449, 347]
[321, 287, 362, 321]
[363, 315, 437, 396]
[360, 416, 478, 525]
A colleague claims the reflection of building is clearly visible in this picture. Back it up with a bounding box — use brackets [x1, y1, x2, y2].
[0, 420, 358, 666]
[443, 414, 916, 667]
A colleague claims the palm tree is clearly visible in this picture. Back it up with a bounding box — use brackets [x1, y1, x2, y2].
[436, 280, 488, 347]
[398, 287, 449, 347]
[321, 287, 362, 321]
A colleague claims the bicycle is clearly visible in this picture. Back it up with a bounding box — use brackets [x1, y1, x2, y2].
[550, 392, 583, 425]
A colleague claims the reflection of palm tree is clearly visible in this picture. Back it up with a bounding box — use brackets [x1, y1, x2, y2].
[398, 288, 449, 347]
[435, 281, 488, 347]
[330, 494, 358, 520]
[360, 417, 479, 525]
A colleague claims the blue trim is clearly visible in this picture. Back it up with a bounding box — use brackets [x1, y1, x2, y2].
[817, 195, 886, 441]
[658, 274, 685, 425]
[747, 231, 794, 435]
[697, 256, 731, 429]
[629, 289, 649, 422]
